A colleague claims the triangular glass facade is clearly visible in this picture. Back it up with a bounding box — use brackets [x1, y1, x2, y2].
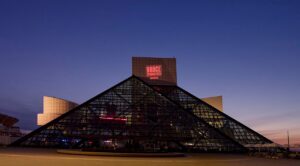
[11, 75, 284, 152]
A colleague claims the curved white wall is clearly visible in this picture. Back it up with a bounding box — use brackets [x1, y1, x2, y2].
[201, 96, 223, 112]
[37, 96, 78, 126]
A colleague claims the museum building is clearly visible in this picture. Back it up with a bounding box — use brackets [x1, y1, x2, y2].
[11, 57, 282, 153]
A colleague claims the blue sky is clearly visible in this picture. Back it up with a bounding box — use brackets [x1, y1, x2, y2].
[0, 0, 299, 144]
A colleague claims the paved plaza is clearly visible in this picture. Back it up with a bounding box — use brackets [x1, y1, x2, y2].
[0, 148, 300, 166]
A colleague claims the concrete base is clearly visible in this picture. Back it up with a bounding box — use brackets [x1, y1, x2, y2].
[1, 148, 300, 166]
[57, 149, 185, 157]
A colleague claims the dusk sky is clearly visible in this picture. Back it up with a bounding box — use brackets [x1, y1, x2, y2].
[0, 0, 300, 144]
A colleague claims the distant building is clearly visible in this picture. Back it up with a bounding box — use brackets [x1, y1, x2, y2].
[0, 113, 22, 145]
[37, 96, 78, 126]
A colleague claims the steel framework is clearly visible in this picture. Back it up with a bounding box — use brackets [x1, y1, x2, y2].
[11, 76, 280, 152]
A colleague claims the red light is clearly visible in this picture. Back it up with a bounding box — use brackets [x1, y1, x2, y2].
[146, 65, 162, 80]
[100, 117, 113, 120]
[99, 116, 127, 122]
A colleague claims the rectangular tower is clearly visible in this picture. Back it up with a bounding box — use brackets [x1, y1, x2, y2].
[132, 57, 177, 85]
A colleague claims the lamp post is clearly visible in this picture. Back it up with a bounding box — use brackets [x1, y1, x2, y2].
[287, 130, 290, 155]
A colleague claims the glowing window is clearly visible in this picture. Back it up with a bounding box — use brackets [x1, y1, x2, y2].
[146, 65, 162, 80]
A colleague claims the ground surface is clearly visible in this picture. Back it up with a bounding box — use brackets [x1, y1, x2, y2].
[0, 148, 300, 166]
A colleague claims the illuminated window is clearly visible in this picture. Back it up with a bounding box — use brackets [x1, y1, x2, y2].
[146, 65, 162, 80]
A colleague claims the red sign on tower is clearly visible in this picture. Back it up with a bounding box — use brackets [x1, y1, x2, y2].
[146, 65, 162, 80]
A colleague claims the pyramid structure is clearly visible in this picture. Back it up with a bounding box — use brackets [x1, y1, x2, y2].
[11, 76, 282, 152]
